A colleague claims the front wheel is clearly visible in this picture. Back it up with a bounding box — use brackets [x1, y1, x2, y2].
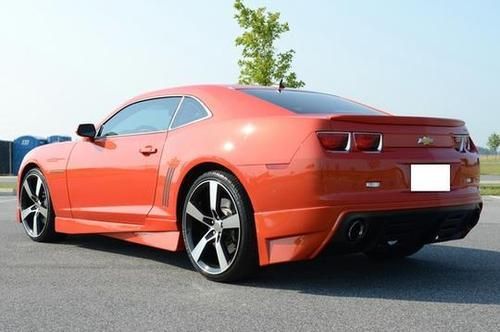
[181, 171, 257, 282]
[19, 168, 60, 242]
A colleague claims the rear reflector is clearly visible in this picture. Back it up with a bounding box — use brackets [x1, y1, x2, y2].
[354, 133, 382, 152]
[317, 132, 350, 151]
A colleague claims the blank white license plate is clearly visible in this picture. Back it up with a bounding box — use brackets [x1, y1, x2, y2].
[411, 164, 450, 192]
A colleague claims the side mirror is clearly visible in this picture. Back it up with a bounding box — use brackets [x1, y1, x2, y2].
[76, 123, 96, 139]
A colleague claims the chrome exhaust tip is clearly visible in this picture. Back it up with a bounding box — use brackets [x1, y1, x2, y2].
[346, 219, 367, 242]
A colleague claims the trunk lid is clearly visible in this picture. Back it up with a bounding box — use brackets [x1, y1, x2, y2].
[329, 114, 464, 127]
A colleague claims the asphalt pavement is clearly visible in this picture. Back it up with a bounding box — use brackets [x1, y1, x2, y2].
[0, 197, 499, 331]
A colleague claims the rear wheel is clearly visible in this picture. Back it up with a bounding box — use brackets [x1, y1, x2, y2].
[181, 170, 257, 282]
[19, 168, 60, 242]
[364, 240, 424, 259]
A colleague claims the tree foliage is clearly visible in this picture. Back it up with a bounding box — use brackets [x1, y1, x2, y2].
[487, 132, 500, 156]
[234, 0, 304, 88]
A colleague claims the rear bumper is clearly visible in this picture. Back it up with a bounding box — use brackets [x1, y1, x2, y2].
[240, 136, 481, 266]
[254, 195, 482, 266]
[329, 203, 481, 253]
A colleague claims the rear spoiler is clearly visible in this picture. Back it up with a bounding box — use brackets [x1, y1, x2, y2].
[329, 115, 465, 127]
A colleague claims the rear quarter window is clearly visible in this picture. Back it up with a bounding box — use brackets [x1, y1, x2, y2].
[241, 89, 382, 115]
[170, 97, 210, 129]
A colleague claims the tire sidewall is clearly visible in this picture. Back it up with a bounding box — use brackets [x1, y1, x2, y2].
[181, 171, 256, 282]
[20, 168, 55, 242]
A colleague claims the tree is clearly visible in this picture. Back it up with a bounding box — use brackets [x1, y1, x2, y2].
[234, 0, 305, 88]
[487, 133, 500, 158]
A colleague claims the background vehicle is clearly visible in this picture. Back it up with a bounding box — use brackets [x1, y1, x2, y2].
[16, 85, 482, 281]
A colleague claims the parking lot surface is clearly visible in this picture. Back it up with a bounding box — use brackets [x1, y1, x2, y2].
[1, 197, 499, 331]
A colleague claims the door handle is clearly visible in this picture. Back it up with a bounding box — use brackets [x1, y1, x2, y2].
[139, 146, 158, 155]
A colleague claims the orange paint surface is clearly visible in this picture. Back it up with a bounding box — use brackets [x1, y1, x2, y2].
[16, 85, 481, 266]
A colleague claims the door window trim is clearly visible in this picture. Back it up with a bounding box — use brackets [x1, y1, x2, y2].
[168, 96, 212, 130]
[95, 95, 212, 140]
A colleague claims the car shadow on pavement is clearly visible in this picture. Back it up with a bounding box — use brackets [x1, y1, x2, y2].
[62, 235, 500, 305]
[244, 244, 500, 305]
[60, 235, 193, 270]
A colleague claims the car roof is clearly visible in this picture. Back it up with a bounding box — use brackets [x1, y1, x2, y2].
[129, 84, 312, 101]
[107, 84, 293, 124]
[112, 84, 388, 122]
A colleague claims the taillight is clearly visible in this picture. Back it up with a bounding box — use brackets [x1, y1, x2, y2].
[317, 132, 350, 151]
[453, 136, 463, 151]
[354, 133, 382, 152]
[453, 135, 477, 153]
[317, 132, 383, 152]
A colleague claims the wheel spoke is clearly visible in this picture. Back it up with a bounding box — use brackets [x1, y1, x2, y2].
[21, 205, 37, 220]
[222, 214, 240, 229]
[23, 181, 35, 202]
[191, 230, 215, 262]
[35, 176, 42, 196]
[38, 206, 48, 219]
[186, 202, 212, 227]
[185, 178, 241, 274]
[209, 180, 219, 218]
[215, 240, 229, 270]
[32, 212, 39, 236]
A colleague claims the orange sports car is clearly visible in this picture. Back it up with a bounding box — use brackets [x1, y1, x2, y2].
[16, 85, 482, 281]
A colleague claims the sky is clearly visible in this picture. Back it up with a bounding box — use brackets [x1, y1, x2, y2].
[0, 0, 498, 146]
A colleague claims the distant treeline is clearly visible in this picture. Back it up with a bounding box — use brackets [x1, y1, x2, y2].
[478, 146, 494, 155]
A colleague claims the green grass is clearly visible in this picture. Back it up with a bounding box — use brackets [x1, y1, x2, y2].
[480, 155, 500, 176]
[0, 183, 15, 190]
[480, 184, 500, 196]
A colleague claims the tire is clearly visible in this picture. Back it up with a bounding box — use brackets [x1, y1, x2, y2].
[19, 168, 61, 242]
[181, 170, 257, 282]
[364, 240, 424, 260]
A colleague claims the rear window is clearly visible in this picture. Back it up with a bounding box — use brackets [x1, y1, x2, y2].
[241, 88, 382, 115]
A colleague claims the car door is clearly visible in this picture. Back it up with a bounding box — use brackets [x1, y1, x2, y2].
[66, 97, 182, 224]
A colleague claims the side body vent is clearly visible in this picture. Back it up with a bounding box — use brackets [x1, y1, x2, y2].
[162, 167, 176, 207]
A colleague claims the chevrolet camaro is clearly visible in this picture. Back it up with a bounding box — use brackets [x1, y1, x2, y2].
[16, 85, 482, 281]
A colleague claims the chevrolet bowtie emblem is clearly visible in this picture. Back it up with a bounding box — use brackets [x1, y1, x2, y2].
[417, 136, 434, 145]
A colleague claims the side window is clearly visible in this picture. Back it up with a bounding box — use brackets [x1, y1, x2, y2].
[170, 97, 210, 129]
[99, 97, 181, 137]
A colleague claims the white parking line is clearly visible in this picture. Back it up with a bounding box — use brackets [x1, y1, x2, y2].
[485, 195, 500, 200]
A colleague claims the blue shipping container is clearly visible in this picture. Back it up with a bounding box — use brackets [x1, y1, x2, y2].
[12, 136, 48, 175]
[47, 135, 72, 144]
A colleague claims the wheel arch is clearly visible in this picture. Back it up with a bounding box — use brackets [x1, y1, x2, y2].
[18, 162, 42, 182]
[175, 161, 254, 227]
[17, 161, 50, 196]
[16, 162, 44, 223]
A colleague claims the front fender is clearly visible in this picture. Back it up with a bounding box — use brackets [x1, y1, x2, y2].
[16, 142, 77, 222]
